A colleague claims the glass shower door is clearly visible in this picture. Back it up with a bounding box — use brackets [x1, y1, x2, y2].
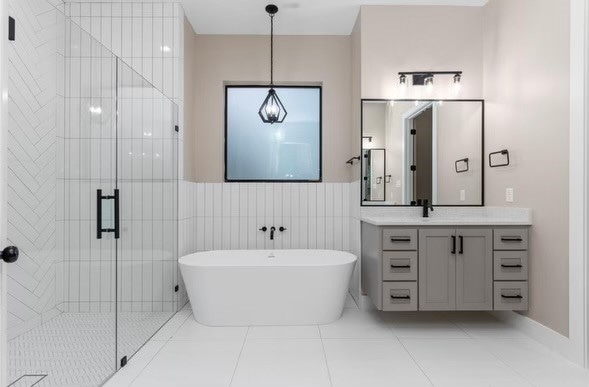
[115, 59, 179, 366]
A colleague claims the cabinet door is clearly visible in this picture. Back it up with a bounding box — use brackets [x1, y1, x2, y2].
[456, 228, 493, 310]
[418, 229, 456, 310]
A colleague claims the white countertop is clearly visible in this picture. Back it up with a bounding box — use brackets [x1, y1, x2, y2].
[359, 207, 532, 227]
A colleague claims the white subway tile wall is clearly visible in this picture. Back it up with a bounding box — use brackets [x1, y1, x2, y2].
[57, 6, 183, 314]
[6, 0, 63, 340]
[178, 182, 353, 251]
[63, 2, 185, 180]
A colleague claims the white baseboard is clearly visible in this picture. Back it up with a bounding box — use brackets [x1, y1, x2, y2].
[490, 311, 580, 365]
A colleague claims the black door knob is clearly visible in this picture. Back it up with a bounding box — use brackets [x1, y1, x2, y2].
[1, 246, 19, 263]
[279, 227, 287, 232]
[259, 226, 267, 232]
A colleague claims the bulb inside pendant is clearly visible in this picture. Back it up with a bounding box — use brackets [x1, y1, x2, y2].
[265, 99, 279, 120]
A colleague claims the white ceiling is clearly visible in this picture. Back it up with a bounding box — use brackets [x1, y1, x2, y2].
[64, 0, 488, 35]
[182, 0, 488, 35]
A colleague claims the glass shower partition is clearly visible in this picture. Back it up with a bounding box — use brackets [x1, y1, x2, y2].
[115, 59, 179, 366]
[6, 6, 179, 385]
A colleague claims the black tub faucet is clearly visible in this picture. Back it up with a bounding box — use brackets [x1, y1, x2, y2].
[270, 226, 276, 240]
[422, 199, 434, 218]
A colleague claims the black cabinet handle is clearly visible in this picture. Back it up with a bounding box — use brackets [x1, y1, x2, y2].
[501, 236, 523, 242]
[391, 264, 411, 269]
[501, 294, 523, 299]
[459, 236, 464, 254]
[279, 227, 287, 232]
[501, 264, 523, 268]
[391, 295, 411, 300]
[1, 246, 19, 263]
[451, 236, 456, 254]
[259, 226, 267, 232]
[391, 237, 411, 243]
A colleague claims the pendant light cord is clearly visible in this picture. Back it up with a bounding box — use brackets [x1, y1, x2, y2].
[270, 13, 274, 86]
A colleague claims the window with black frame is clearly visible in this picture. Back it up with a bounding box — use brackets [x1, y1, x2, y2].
[225, 85, 322, 182]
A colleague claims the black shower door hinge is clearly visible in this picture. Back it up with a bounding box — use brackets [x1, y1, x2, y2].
[174, 285, 179, 292]
[410, 129, 416, 135]
[174, 125, 179, 132]
[410, 165, 417, 171]
[120, 356, 128, 368]
[8, 17, 15, 41]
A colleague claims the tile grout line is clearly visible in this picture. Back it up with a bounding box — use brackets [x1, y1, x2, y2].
[318, 324, 334, 387]
[396, 337, 436, 387]
[228, 326, 249, 387]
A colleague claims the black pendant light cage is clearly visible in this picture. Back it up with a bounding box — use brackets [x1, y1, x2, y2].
[259, 4, 287, 124]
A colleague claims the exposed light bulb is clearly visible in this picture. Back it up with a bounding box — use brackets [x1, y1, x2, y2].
[160, 46, 171, 53]
[399, 74, 408, 94]
[424, 75, 434, 95]
[89, 106, 102, 114]
[453, 73, 462, 94]
[265, 99, 279, 120]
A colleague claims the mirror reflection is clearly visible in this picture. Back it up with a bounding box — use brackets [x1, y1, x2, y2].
[362, 100, 483, 206]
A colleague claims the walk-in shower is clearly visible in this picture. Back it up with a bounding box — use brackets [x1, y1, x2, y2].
[6, 2, 180, 386]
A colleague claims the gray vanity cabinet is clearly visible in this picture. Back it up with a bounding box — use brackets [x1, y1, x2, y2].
[362, 222, 527, 312]
[455, 229, 493, 310]
[418, 229, 456, 310]
[418, 228, 493, 311]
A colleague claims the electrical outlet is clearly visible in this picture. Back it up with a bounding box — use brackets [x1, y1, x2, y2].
[506, 188, 514, 203]
[460, 190, 466, 201]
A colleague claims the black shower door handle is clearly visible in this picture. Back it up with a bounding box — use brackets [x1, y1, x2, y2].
[97, 189, 120, 239]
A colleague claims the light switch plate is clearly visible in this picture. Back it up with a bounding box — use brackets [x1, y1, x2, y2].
[460, 190, 466, 201]
[506, 188, 514, 203]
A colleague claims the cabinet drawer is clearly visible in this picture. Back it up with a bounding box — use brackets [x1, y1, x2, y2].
[494, 281, 528, 311]
[382, 228, 417, 251]
[494, 228, 528, 250]
[382, 282, 418, 311]
[383, 252, 417, 281]
[494, 251, 528, 281]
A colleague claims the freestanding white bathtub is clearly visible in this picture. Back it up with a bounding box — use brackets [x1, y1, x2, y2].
[179, 250, 357, 326]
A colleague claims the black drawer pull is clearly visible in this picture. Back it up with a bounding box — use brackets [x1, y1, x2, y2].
[501, 236, 523, 242]
[391, 295, 411, 300]
[391, 264, 411, 269]
[501, 264, 523, 268]
[501, 294, 523, 299]
[390, 237, 411, 243]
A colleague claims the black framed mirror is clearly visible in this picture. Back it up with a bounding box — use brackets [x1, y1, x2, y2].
[361, 99, 484, 206]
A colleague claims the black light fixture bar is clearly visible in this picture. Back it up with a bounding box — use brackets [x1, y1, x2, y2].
[399, 71, 462, 86]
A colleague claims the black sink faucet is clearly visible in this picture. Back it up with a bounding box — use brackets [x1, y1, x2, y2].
[270, 226, 276, 240]
[422, 199, 434, 218]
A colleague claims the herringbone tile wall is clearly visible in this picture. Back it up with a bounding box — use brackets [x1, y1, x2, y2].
[6, 0, 65, 339]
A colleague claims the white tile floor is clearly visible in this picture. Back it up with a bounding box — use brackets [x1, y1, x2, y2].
[104, 296, 589, 387]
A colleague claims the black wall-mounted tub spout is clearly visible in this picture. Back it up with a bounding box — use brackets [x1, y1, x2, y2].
[270, 226, 276, 240]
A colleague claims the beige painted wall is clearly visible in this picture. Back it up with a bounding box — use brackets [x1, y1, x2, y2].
[360, 5, 484, 100]
[184, 18, 197, 182]
[189, 35, 352, 182]
[483, 0, 570, 335]
[351, 14, 362, 182]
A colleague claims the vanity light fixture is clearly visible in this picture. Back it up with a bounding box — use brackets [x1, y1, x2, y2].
[259, 4, 287, 124]
[398, 71, 463, 91]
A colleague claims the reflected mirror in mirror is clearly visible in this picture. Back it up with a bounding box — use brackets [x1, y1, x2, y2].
[361, 100, 484, 206]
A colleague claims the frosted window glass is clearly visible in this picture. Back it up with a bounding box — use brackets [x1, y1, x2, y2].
[226, 86, 321, 181]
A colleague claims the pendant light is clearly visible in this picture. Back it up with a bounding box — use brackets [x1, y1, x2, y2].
[258, 4, 287, 124]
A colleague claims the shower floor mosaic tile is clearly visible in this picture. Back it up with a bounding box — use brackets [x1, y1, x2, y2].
[8, 312, 174, 387]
